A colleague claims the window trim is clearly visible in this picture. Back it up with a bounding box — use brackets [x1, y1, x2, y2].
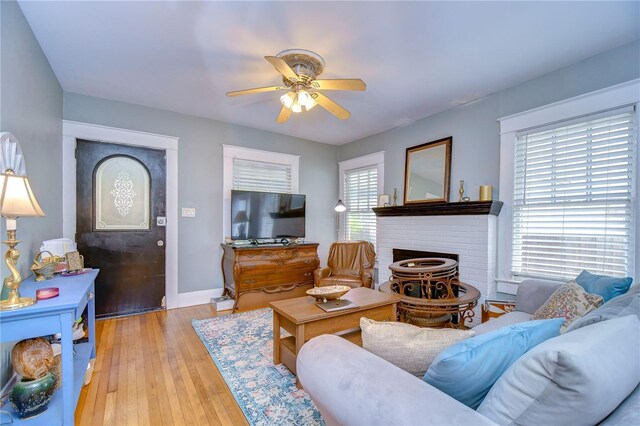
[497, 79, 639, 286]
[222, 145, 300, 239]
[338, 151, 385, 242]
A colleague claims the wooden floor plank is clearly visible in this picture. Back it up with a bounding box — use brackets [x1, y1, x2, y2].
[77, 305, 248, 426]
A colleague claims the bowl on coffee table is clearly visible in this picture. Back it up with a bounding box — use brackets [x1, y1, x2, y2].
[306, 285, 351, 303]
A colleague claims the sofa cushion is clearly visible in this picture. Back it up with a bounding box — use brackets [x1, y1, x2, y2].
[360, 318, 474, 377]
[566, 284, 639, 333]
[532, 280, 603, 331]
[599, 382, 640, 425]
[477, 315, 640, 426]
[472, 311, 532, 336]
[575, 270, 633, 302]
[423, 318, 563, 409]
[515, 279, 563, 314]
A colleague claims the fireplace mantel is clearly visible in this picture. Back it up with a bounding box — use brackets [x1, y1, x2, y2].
[373, 200, 503, 217]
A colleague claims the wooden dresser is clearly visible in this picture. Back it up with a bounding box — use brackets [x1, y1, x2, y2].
[221, 243, 319, 311]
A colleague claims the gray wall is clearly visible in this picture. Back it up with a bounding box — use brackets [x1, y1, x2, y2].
[0, 0, 63, 386]
[63, 93, 339, 294]
[339, 40, 640, 202]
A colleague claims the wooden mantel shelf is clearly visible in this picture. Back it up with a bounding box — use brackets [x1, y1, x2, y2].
[372, 200, 503, 217]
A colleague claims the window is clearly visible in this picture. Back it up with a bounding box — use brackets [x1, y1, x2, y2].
[232, 158, 292, 193]
[338, 152, 384, 246]
[222, 145, 299, 238]
[512, 109, 636, 279]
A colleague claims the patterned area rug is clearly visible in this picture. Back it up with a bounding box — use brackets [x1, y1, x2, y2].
[192, 308, 325, 426]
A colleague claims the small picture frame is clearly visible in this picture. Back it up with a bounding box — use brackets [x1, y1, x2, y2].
[378, 194, 391, 207]
[65, 251, 84, 271]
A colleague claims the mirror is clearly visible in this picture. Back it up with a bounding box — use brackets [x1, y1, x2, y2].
[404, 137, 452, 204]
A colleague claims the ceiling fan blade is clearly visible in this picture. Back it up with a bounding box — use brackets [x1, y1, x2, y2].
[265, 56, 299, 82]
[276, 106, 292, 123]
[311, 79, 366, 91]
[312, 92, 351, 120]
[226, 86, 286, 97]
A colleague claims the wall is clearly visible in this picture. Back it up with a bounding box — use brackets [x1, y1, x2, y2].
[0, 0, 63, 386]
[63, 93, 339, 295]
[339, 40, 640, 202]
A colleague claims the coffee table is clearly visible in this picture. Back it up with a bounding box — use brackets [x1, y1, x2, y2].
[269, 287, 400, 376]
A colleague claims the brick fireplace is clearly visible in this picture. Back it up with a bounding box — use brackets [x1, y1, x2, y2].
[374, 202, 503, 321]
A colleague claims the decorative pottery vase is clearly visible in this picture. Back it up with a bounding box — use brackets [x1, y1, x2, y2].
[9, 372, 56, 419]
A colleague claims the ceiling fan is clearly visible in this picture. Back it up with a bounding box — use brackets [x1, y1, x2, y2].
[226, 49, 366, 123]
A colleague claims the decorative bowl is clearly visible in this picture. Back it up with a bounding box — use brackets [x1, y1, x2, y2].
[306, 285, 351, 302]
[9, 372, 56, 419]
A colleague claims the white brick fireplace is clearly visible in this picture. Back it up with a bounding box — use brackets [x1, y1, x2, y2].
[375, 205, 500, 301]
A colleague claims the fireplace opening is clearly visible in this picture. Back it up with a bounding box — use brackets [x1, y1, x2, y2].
[393, 248, 458, 263]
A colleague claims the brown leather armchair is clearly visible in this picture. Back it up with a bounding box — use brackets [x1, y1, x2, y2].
[314, 241, 376, 289]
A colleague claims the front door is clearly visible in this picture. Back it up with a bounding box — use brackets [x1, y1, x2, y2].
[76, 139, 166, 317]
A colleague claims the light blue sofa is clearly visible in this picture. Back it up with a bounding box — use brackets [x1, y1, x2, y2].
[297, 279, 640, 426]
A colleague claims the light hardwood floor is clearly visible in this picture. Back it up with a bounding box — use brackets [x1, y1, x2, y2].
[75, 305, 248, 426]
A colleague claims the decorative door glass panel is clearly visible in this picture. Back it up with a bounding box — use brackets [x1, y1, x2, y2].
[95, 156, 150, 230]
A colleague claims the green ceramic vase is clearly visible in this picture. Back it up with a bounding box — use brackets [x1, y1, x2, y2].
[9, 372, 56, 419]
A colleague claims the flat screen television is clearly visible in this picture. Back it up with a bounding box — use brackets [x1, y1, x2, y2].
[231, 190, 306, 240]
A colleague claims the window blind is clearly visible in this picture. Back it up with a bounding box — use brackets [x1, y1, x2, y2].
[512, 109, 636, 279]
[343, 165, 378, 245]
[232, 158, 292, 193]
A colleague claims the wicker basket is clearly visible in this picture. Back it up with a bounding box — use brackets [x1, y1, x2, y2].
[31, 251, 56, 281]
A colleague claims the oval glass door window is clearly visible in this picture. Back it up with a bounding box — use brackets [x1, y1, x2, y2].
[94, 156, 150, 230]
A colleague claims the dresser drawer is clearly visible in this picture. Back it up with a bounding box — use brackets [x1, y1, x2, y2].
[238, 256, 318, 275]
[238, 269, 314, 290]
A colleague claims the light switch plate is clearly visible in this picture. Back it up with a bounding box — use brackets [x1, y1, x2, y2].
[182, 208, 196, 217]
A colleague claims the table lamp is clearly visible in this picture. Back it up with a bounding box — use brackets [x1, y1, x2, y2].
[0, 171, 46, 310]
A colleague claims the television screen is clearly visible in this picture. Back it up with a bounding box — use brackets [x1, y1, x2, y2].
[231, 190, 306, 240]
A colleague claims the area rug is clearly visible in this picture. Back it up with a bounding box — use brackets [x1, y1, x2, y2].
[192, 308, 325, 426]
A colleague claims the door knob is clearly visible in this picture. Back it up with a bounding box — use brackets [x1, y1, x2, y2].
[157, 240, 164, 247]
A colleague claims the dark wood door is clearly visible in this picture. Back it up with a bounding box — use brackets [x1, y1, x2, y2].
[76, 140, 166, 317]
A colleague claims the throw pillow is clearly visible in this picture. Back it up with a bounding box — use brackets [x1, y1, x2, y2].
[566, 284, 639, 332]
[423, 318, 564, 409]
[477, 315, 640, 426]
[359, 318, 474, 377]
[575, 270, 633, 302]
[532, 280, 603, 331]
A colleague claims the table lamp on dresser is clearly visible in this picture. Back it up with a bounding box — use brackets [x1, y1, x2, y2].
[0, 132, 46, 310]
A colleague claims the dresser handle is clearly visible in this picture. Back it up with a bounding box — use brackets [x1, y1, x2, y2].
[304, 272, 311, 277]
[245, 279, 255, 284]
[304, 259, 312, 264]
[244, 265, 256, 270]
[88, 292, 94, 300]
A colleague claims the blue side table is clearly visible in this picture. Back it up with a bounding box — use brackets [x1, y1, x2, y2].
[0, 269, 99, 425]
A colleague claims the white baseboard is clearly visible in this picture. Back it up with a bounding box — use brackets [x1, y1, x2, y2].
[175, 288, 224, 308]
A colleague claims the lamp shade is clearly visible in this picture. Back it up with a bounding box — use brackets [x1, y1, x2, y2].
[0, 173, 45, 218]
[334, 199, 346, 212]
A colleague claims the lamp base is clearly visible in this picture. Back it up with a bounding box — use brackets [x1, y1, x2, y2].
[0, 296, 36, 311]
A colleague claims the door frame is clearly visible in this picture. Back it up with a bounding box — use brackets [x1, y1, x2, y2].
[62, 120, 180, 309]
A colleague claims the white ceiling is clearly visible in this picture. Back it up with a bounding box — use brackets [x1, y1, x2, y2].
[18, 1, 640, 145]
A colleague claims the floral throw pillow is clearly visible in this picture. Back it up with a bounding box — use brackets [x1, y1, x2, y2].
[532, 281, 603, 332]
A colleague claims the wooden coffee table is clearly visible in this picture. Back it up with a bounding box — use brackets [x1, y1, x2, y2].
[269, 287, 400, 376]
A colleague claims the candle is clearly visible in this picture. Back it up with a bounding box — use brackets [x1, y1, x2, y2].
[479, 185, 493, 201]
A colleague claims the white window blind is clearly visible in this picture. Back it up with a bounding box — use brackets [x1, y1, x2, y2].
[512, 108, 636, 280]
[232, 158, 292, 193]
[344, 165, 378, 245]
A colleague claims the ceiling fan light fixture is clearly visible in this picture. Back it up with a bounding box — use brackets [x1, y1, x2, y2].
[297, 90, 310, 105]
[291, 102, 302, 113]
[304, 97, 318, 111]
[280, 92, 295, 109]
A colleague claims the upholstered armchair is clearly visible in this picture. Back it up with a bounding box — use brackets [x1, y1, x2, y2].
[314, 241, 376, 289]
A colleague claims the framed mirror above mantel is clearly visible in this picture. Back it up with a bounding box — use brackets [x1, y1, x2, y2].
[404, 136, 452, 204]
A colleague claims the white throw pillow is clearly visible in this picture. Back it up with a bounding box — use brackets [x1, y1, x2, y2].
[360, 318, 474, 377]
[477, 315, 640, 426]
